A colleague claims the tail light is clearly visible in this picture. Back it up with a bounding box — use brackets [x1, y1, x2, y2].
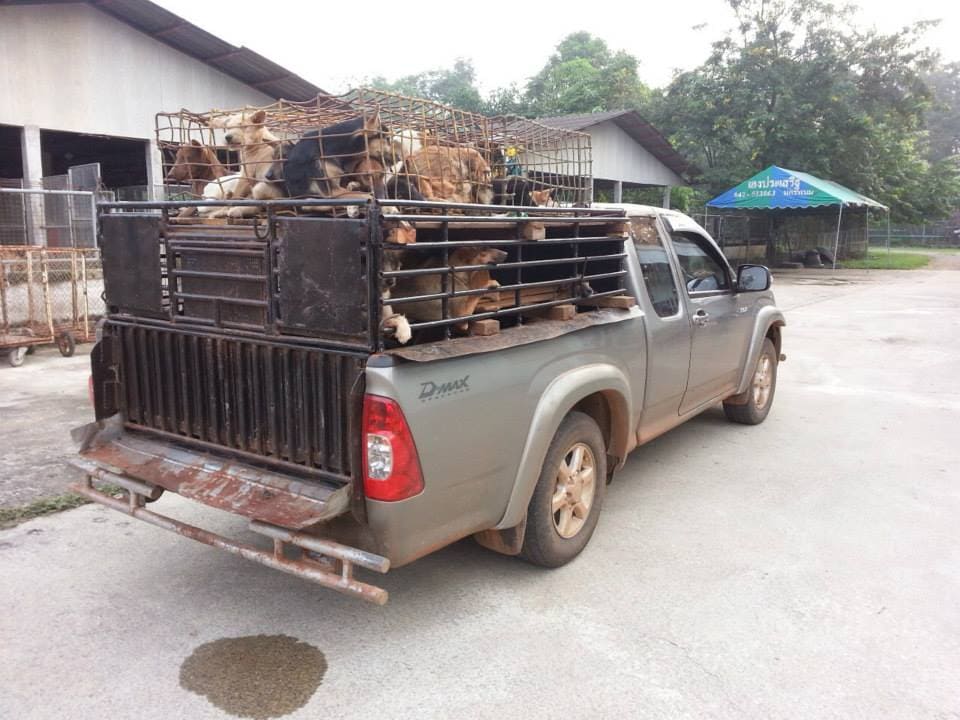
[362, 394, 424, 502]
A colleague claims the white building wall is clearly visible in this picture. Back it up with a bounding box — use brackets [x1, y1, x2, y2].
[0, 3, 274, 138]
[588, 121, 684, 187]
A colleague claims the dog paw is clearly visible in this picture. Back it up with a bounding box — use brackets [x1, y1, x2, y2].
[227, 206, 251, 219]
[486, 279, 501, 290]
[384, 314, 412, 345]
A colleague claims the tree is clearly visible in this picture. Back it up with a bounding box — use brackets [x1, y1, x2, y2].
[369, 59, 485, 113]
[649, 0, 960, 221]
[925, 62, 960, 161]
[525, 32, 649, 116]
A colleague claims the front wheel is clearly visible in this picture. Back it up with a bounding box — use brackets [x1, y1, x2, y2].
[723, 338, 778, 425]
[520, 411, 607, 568]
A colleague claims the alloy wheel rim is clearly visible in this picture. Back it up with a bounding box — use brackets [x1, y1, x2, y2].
[752, 354, 773, 409]
[551, 442, 597, 539]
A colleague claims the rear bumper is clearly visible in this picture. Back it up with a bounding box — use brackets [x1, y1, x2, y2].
[69, 420, 391, 604]
[72, 419, 350, 529]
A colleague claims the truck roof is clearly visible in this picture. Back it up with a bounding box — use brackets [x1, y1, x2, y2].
[591, 203, 707, 234]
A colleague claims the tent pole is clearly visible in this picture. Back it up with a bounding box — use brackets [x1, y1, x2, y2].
[832, 204, 844, 271]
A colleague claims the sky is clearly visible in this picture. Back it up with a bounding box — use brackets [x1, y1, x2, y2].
[154, 0, 960, 95]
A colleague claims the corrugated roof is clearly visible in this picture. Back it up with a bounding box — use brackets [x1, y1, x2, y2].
[11, 0, 325, 101]
[538, 110, 692, 178]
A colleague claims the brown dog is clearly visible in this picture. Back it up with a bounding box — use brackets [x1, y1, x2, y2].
[165, 140, 231, 217]
[209, 109, 280, 217]
[403, 146, 494, 205]
[393, 247, 507, 333]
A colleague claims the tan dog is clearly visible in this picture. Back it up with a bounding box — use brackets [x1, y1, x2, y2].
[209, 109, 280, 218]
[393, 247, 507, 333]
[165, 140, 231, 217]
[403, 146, 494, 205]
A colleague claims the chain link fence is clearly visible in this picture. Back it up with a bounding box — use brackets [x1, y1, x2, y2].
[0, 187, 97, 247]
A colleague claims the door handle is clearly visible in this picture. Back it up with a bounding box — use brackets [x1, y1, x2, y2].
[692, 310, 710, 327]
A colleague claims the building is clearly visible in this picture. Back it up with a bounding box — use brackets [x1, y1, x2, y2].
[0, 0, 322, 199]
[538, 110, 690, 207]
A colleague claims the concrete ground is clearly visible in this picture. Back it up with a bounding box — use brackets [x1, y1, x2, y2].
[1, 267, 958, 719]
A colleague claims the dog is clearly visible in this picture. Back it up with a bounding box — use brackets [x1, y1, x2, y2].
[392, 247, 507, 334]
[208, 109, 280, 218]
[165, 140, 235, 217]
[282, 114, 400, 201]
[403, 146, 494, 205]
[492, 176, 557, 207]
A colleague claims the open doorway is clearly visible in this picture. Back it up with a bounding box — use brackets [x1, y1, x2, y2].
[40, 129, 147, 189]
[0, 124, 23, 182]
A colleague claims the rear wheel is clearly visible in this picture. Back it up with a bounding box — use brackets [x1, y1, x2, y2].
[519, 412, 606, 568]
[7, 346, 27, 367]
[723, 338, 778, 425]
[57, 332, 76, 357]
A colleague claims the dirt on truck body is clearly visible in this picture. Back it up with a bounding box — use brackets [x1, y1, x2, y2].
[72, 91, 783, 604]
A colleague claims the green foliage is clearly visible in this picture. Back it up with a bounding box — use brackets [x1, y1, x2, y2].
[925, 62, 960, 160]
[525, 32, 649, 116]
[0, 483, 126, 529]
[369, 59, 485, 113]
[648, 0, 960, 222]
[842, 249, 931, 270]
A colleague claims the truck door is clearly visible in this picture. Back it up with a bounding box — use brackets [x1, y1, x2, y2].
[627, 216, 691, 438]
[668, 231, 746, 413]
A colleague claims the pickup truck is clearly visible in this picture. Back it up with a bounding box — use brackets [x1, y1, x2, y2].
[70, 198, 785, 605]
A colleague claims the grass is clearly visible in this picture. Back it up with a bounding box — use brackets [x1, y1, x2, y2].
[843, 248, 931, 270]
[0, 483, 126, 529]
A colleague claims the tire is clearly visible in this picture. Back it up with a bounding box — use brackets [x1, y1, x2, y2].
[7, 346, 27, 367]
[723, 338, 778, 425]
[57, 331, 76, 357]
[519, 411, 607, 568]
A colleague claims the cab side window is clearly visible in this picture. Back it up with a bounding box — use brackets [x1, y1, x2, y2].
[630, 217, 680, 318]
[670, 232, 731, 294]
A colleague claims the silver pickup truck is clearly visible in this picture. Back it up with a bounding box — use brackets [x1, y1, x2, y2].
[72, 198, 784, 604]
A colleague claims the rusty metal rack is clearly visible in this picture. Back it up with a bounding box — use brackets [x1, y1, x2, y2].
[0, 245, 103, 366]
[156, 88, 592, 212]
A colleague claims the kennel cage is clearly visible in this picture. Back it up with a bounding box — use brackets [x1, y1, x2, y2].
[155, 88, 593, 210]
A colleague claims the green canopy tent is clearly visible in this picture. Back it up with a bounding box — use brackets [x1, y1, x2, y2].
[707, 166, 889, 268]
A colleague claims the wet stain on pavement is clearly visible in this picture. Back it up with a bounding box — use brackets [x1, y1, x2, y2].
[180, 634, 326, 719]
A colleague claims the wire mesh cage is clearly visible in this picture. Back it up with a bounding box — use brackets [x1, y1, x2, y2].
[0, 246, 104, 354]
[155, 88, 592, 217]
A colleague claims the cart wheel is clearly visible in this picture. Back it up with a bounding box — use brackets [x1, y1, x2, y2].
[57, 332, 76, 358]
[8, 346, 28, 367]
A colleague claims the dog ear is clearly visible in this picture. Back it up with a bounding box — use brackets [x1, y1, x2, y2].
[190, 139, 202, 147]
[363, 112, 381, 133]
[250, 110, 267, 126]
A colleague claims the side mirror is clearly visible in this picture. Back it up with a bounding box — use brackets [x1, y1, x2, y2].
[736, 264, 771, 292]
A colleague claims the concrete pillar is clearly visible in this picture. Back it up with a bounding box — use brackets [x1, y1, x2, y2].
[662, 185, 671, 209]
[612, 180, 623, 204]
[20, 125, 45, 245]
[145, 139, 164, 200]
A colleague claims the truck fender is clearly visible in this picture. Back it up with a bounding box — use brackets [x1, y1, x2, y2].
[494, 364, 632, 530]
[734, 307, 786, 395]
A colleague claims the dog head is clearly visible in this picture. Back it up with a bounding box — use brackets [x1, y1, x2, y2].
[166, 140, 218, 182]
[210, 109, 269, 147]
[450, 246, 508, 267]
[531, 189, 556, 207]
[263, 141, 293, 183]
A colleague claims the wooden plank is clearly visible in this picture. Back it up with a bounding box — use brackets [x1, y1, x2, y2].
[469, 319, 500, 336]
[578, 294, 636, 309]
[544, 304, 576, 321]
[521, 222, 546, 241]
